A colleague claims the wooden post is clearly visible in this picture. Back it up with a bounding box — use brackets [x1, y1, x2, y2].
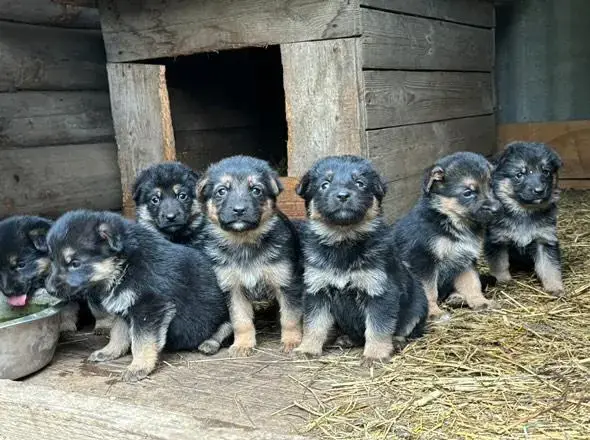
[106, 63, 176, 218]
[281, 38, 367, 177]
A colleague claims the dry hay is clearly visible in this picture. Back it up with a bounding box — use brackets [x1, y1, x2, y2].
[292, 190, 590, 440]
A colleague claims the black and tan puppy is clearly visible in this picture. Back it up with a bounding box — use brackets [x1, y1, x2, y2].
[294, 156, 428, 365]
[392, 152, 501, 319]
[45, 210, 230, 382]
[198, 155, 303, 357]
[133, 162, 204, 245]
[485, 141, 564, 295]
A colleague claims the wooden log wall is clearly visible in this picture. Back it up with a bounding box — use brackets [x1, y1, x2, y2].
[359, 0, 496, 220]
[0, 0, 120, 218]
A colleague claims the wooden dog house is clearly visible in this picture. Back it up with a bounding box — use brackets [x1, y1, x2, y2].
[97, 0, 496, 221]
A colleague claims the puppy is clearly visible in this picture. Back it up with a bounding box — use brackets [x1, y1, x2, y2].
[133, 162, 204, 245]
[294, 156, 428, 365]
[392, 152, 501, 319]
[45, 210, 230, 382]
[485, 141, 564, 295]
[198, 155, 303, 357]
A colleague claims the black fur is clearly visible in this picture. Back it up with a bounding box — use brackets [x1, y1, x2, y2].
[198, 155, 303, 357]
[295, 155, 427, 365]
[485, 141, 564, 295]
[132, 162, 204, 245]
[392, 152, 500, 318]
[45, 210, 229, 381]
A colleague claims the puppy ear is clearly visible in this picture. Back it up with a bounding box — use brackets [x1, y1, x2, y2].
[295, 172, 311, 200]
[97, 223, 123, 253]
[373, 174, 387, 202]
[132, 170, 148, 203]
[268, 171, 283, 197]
[28, 227, 50, 253]
[423, 165, 444, 195]
[196, 177, 211, 203]
[547, 146, 563, 171]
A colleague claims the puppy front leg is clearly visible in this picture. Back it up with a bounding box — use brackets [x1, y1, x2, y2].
[59, 301, 79, 334]
[89, 301, 115, 335]
[198, 321, 233, 355]
[294, 294, 333, 357]
[88, 317, 130, 362]
[534, 242, 564, 296]
[276, 288, 303, 353]
[228, 287, 256, 357]
[454, 269, 497, 310]
[422, 274, 445, 319]
[486, 242, 512, 283]
[362, 296, 395, 367]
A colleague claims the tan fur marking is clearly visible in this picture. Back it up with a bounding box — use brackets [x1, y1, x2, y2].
[463, 179, 478, 190]
[36, 257, 50, 276]
[295, 306, 334, 357]
[8, 255, 17, 266]
[309, 200, 322, 220]
[210, 214, 278, 246]
[276, 289, 302, 353]
[454, 269, 496, 310]
[221, 175, 233, 187]
[88, 317, 130, 363]
[259, 198, 276, 225]
[154, 187, 162, 197]
[123, 333, 159, 382]
[362, 328, 393, 366]
[172, 184, 181, 194]
[206, 199, 220, 224]
[59, 302, 79, 333]
[90, 257, 121, 283]
[196, 177, 209, 199]
[228, 287, 256, 357]
[534, 244, 564, 295]
[62, 247, 75, 264]
[488, 248, 512, 283]
[422, 277, 445, 319]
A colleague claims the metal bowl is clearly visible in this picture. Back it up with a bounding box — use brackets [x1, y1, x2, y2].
[0, 302, 64, 380]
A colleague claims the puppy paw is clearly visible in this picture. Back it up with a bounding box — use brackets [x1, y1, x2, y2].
[545, 286, 565, 298]
[281, 330, 302, 354]
[444, 293, 466, 308]
[88, 349, 118, 363]
[198, 339, 221, 355]
[333, 334, 356, 349]
[122, 367, 151, 383]
[59, 320, 78, 335]
[360, 355, 389, 368]
[228, 343, 254, 358]
[293, 344, 323, 358]
[471, 298, 499, 311]
[392, 336, 408, 353]
[93, 326, 111, 336]
[428, 304, 449, 321]
[492, 271, 512, 284]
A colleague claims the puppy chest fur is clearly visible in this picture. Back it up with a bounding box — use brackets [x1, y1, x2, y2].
[214, 259, 292, 300]
[488, 217, 557, 248]
[430, 233, 482, 269]
[304, 265, 387, 297]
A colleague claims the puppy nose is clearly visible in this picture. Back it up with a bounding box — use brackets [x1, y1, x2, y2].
[533, 185, 545, 195]
[487, 200, 501, 213]
[165, 212, 177, 221]
[336, 191, 350, 202]
[233, 205, 246, 216]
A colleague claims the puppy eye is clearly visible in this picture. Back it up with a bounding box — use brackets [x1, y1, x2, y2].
[69, 259, 81, 269]
[216, 187, 227, 197]
[16, 261, 26, 270]
[542, 169, 551, 177]
[355, 180, 365, 189]
[151, 196, 160, 205]
[250, 187, 262, 196]
[463, 189, 475, 198]
[321, 181, 330, 190]
[515, 172, 523, 179]
[177, 192, 188, 201]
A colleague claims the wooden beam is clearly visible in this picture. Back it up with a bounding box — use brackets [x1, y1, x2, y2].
[0, 143, 120, 218]
[0, 91, 113, 149]
[281, 38, 366, 177]
[0, 21, 107, 92]
[0, 0, 100, 28]
[369, 115, 496, 184]
[98, 0, 361, 63]
[106, 63, 176, 218]
[361, 9, 493, 70]
[382, 173, 422, 222]
[360, 0, 494, 28]
[364, 71, 493, 129]
[277, 177, 306, 219]
[497, 120, 590, 180]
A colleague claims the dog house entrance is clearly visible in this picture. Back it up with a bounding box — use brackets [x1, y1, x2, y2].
[157, 46, 288, 175]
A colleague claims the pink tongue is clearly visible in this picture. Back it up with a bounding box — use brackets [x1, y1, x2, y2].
[7, 295, 28, 307]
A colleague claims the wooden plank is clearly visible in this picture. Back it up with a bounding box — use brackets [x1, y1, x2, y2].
[362, 9, 493, 70]
[560, 180, 590, 190]
[54, 0, 97, 7]
[369, 115, 495, 183]
[0, 21, 107, 92]
[360, 0, 494, 28]
[497, 120, 590, 180]
[0, 91, 113, 149]
[0, 0, 100, 29]
[106, 63, 176, 218]
[382, 173, 423, 222]
[364, 71, 493, 129]
[0, 142, 121, 217]
[277, 177, 306, 219]
[0, 381, 307, 440]
[98, 0, 361, 63]
[281, 38, 366, 177]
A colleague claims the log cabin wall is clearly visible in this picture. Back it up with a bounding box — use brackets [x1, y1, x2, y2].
[0, 0, 121, 218]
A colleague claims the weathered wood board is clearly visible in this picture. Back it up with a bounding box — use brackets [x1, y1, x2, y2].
[360, 0, 494, 28]
[0, 142, 121, 217]
[281, 38, 366, 177]
[369, 115, 496, 183]
[0, 91, 113, 148]
[497, 120, 590, 180]
[106, 63, 176, 218]
[382, 173, 423, 221]
[361, 9, 493, 70]
[99, 0, 361, 62]
[0, 0, 100, 28]
[364, 71, 493, 129]
[0, 21, 107, 92]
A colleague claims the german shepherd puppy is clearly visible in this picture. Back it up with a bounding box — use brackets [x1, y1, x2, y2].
[485, 141, 564, 295]
[133, 162, 204, 246]
[45, 210, 230, 382]
[294, 156, 428, 366]
[392, 152, 501, 319]
[198, 155, 303, 357]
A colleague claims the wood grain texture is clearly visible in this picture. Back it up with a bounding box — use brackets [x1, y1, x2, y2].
[98, 0, 361, 62]
[0, 381, 307, 440]
[497, 120, 590, 180]
[0, 142, 121, 217]
[360, 0, 494, 28]
[369, 115, 495, 183]
[107, 63, 176, 218]
[559, 180, 590, 190]
[277, 177, 306, 219]
[0, 0, 100, 28]
[281, 38, 366, 177]
[362, 9, 493, 70]
[364, 71, 493, 129]
[0, 21, 107, 92]
[0, 91, 113, 148]
[382, 173, 423, 221]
